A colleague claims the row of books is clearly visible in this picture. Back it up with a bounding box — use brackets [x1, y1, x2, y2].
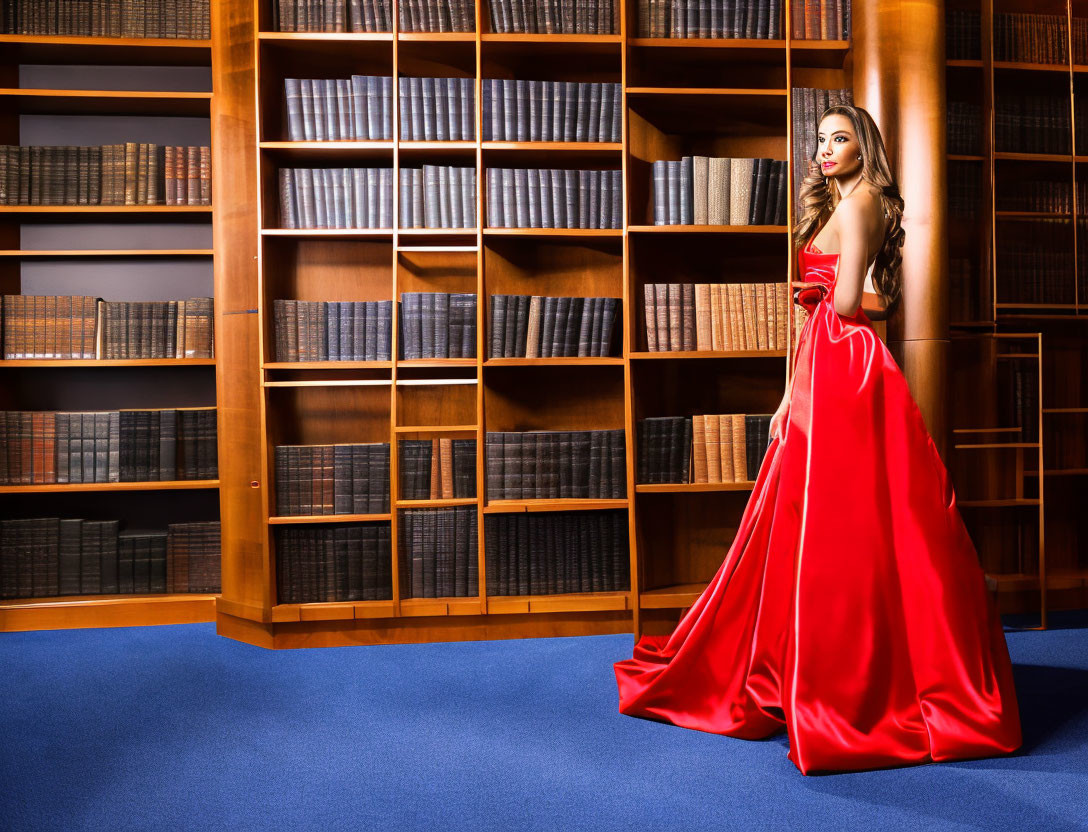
[484, 0, 617, 34]
[278, 167, 393, 229]
[484, 509, 629, 596]
[485, 429, 626, 499]
[482, 80, 621, 143]
[0, 519, 221, 600]
[790, 87, 853, 202]
[995, 241, 1075, 306]
[397, 0, 475, 31]
[996, 180, 1088, 215]
[284, 77, 394, 142]
[489, 294, 618, 358]
[947, 101, 981, 157]
[399, 165, 478, 228]
[272, 300, 393, 363]
[993, 13, 1069, 65]
[274, 443, 391, 516]
[399, 506, 478, 597]
[485, 167, 622, 228]
[275, 522, 393, 603]
[652, 157, 787, 226]
[1074, 103, 1088, 157]
[790, 0, 848, 40]
[399, 292, 477, 359]
[998, 362, 1039, 444]
[399, 77, 476, 141]
[637, 0, 789, 39]
[995, 94, 1070, 156]
[399, 438, 477, 500]
[637, 413, 773, 484]
[2, 295, 213, 361]
[0, 0, 210, 36]
[271, 0, 391, 31]
[0, 408, 218, 485]
[947, 161, 978, 220]
[0, 144, 211, 206]
[643, 282, 791, 352]
[945, 9, 980, 61]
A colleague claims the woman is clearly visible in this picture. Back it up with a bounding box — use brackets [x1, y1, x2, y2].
[613, 105, 1022, 775]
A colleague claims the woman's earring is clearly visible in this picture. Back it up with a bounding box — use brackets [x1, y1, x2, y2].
[856, 155, 862, 160]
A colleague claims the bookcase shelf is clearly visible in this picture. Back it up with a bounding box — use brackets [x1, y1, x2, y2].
[0, 593, 218, 632]
[0, 359, 216, 367]
[0, 249, 215, 258]
[207, 0, 854, 648]
[0, 34, 212, 65]
[0, 88, 213, 116]
[0, 480, 220, 494]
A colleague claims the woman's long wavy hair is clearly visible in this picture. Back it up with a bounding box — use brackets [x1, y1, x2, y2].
[793, 104, 905, 310]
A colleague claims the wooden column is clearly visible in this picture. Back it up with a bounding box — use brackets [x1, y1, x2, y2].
[854, 0, 950, 458]
[212, 0, 272, 633]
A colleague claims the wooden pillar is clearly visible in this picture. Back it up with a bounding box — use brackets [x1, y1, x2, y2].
[853, 0, 950, 458]
[212, 0, 271, 628]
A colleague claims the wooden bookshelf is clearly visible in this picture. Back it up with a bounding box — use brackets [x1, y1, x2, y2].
[945, 0, 1088, 624]
[207, 0, 852, 649]
[0, 15, 221, 631]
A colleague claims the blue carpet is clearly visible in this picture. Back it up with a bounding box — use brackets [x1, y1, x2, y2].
[2, 613, 1087, 832]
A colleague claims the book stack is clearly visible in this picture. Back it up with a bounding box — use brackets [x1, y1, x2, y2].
[398, 438, 477, 500]
[0, 517, 221, 600]
[398, 506, 479, 597]
[284, 77, 394, 141]
[998, 362, 1039, 444]
[485, 167, 622, 228]
[994, 178, 1072, 214]
[652, 157, 787, 226]
[397, 0, 475, 31]
[489, 294, 619, 358]
[1076, 16, 1088, 63]
[278, 167, 394, 228]
[272, 299, 393, 362]
[399, 77, 476, 140]
[482, 80, 621, 142]
[98, 298, 214, 359]
[274, 443, 391, 516]
[398, 165, 478, 228]
[638, 0, 785, 39]
[398, 292, 478, 359]
[790, 87, 854, 204]
[636, 416, 691, 484]
[691, 413, 773, 483]
[996, 234, 1075, 305]
[1, 295, 214, 360]
[166, 521, 222, 593]
[995, 92, 1071, 155]
[947, 101, 982, 156]
[275, 522, 393, 602]
[484, 509, 629, 595]
[945, 8, 981, 61]
[2, 295, 95, 359]
[0, 144, 211, 206]
[948, 162, 980, 219]
[0, 408, 217, 484]
[485, 429, 626, 499]
[0, 0, 210, 37]
[484, 0, 617, 33]
[994, 12, 1068, 63]
[791, 0, 849, 39]
[271, 0, 392, 31]
[642, 282, 788, 352]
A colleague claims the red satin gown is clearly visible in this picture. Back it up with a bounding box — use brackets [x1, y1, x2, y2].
[614, 236, 1023, 775]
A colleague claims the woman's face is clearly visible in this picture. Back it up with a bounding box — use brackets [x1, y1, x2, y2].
[816, 114, 862, 180]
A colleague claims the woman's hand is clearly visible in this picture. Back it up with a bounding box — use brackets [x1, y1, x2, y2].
[769, 401, 788, 442]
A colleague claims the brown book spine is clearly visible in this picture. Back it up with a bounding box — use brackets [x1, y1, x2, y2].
[731, 413, 746, 481]
[429, 437, 441, 499]
[124, 142, 138, 205]
[704, 413, 721, 483]
[692, 414, 708, 484]
[439, 437, 453, 499]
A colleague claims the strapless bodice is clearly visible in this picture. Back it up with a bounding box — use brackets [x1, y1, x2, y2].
[796, 239, 839, 312]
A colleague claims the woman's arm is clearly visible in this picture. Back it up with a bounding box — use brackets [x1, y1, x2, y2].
[831, 197, 872, 318]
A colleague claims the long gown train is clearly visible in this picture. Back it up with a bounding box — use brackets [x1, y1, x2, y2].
[613, 239, 1023, 775]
